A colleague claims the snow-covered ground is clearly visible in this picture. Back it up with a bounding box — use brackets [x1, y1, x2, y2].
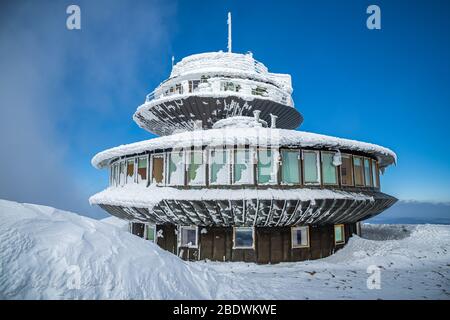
[0, 199, 449, 300]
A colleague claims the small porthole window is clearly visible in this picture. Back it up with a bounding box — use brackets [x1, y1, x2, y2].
[291, 226, 310, 248]
[334, 224, 345, 245]
[233, 227, 254, 249]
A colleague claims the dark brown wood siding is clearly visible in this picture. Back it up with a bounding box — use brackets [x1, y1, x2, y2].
[150, 223, 357, 264]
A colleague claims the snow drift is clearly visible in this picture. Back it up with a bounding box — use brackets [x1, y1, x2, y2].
[0, 199, 240, 299]
[0, 199, 449, 299]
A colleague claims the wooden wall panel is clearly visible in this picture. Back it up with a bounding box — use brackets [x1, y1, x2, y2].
[256, 228, 271, 264]
[309, 225, 322, 260]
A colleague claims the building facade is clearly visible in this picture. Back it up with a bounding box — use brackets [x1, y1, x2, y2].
[90, 51, 397, 263]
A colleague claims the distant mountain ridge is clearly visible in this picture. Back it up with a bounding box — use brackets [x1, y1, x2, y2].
[367, 200, 450, 224]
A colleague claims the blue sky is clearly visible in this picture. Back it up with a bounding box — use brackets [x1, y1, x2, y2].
[1, 0, 449, 218]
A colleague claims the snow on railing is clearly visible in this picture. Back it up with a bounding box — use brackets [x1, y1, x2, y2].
[145, 77, 293, 107]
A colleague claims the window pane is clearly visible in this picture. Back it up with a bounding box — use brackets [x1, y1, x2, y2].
[335, 225, 344, 243]
[372, 161, 379, 188]
[119, 162, 126, 185]
[234, 228, 254, 248]
[180, 227, 197, 247]
[126, 159, 134, 184]
[258, 149, 278, 184]
[168, 151, 184, 185]
[146, 226, 155, 241]
[187, 151, 205, 185]
[233, 149, 253, 184]
[281, 150, 300, 184]
[151, 156, 164, 184]
[210, 148, 230, 185]
[354, 157, 364, 186]
[322, 153, 337, 185]
[303, 151, 319, 184]
[341, 155, 354, 186]
[292, 227, 309, 247]
[364, 158, 372, 187]
[137, 157, 147, 183]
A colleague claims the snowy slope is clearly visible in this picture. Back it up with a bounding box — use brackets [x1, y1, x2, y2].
[0, 199, 449, 299]
[0, 199, 242, 299]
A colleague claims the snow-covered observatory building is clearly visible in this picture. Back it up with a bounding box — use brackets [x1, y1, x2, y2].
[91, 46, 397, 263]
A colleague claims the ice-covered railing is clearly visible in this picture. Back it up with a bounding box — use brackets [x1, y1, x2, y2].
[170, 52, 270, 78]
[145, 76, 294, 107]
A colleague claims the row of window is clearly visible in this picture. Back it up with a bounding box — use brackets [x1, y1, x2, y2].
[110, 147, 380, 189]
[139, 224, 346, 249]
[150, 77, 287, 105]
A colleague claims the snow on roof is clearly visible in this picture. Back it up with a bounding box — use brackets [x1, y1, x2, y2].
[91, 127, 397, 169]
[169, 51, 292, 91]
[89, 184, 374, 210]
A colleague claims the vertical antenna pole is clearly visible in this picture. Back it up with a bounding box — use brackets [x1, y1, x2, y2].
[171, 56, 175, 68]
[227, 12, 232, 53]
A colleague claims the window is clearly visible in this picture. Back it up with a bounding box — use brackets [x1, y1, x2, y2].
[353, 156, 364, 186]
[340, 154, 354, 186]
[126, 159, 135, 184]
[321, 152, 338, 185]
[251, 86, 268, 96]
[221, 81, 240, 92]
[302, 151, 320, 185]
[334, 224, 345, 245]
[291, 226, 310, 248]
[151, 154, 164, 185]
[233, 148, 254, 185]
[137, 156, 148, 184]
[188, 80, 200, 93]
[167, 150, 185, 186]
[281, 149, 301, 185]
[145, 224, 156, 242]
[364, 158, 372, 187]
[187, 150, 206, 185]
[257, 148, 278, 185]
[119, 161, 126, 186]
[175, 83, 183, 94]
[209, 148, 231, 185]
[233, 227, 254, 249]
[179, 226, 198, 248]
[372, 160, 379, 188]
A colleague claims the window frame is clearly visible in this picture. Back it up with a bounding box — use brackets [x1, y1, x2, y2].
[321, 151, 339, 186]
[208, 147, 231, 186]
[186, 149, 207, 186]
[125, 158, 136, 184]
[340, 154, 354, 187]
[150, 153, 165, 186]
[232, 147, 255, 186]
[353, 156, 365, 187]
[136, 155, 149, 185]
[372, 160, 380, 189]
[144, 224, 156, 243]
[119, 161, 126, 186]
[232, 227, 255, 250]
[256, 147, 279, 185]
[166, 149, 186, 186]
[280, 148, 302, 185]
[302, 150, 321, 186]
[291, 226, 310, 249]
[363, 157, 373, 187]
[178, 226, 198, 249]
[334, 224, 345, 245]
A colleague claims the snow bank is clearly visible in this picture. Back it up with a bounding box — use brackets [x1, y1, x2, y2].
[0, 199, 241, 299]
[1, 199, 448, 299]
[92, 127, 397, 169]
